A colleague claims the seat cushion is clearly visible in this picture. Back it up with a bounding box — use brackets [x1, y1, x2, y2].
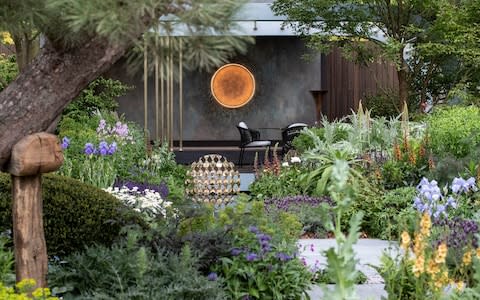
[245, 140, 271, 147]
[288, 122, 308, 128]
[238, 121, 248, 129]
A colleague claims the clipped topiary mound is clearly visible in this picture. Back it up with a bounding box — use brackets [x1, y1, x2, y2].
[0, 173, 143, 256]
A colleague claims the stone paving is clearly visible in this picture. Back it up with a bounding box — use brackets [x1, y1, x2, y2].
[298, 239, 399, 299]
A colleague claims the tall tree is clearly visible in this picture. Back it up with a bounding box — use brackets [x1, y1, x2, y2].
[0, 0, 252, 171]
[271, 0, 478, 109]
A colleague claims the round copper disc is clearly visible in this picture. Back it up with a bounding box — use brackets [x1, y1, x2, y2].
[210, 63, 255, 108]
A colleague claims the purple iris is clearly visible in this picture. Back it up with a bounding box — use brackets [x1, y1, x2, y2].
[98, 141, 109, 156]
[108, 142, 117, 155]
[61, 137, 70, 150]
[276, 252, 292, 262]
[84, 143, 95, 155]
[245, 253, 258, 262]
[231, 248, 242, 256]
[207, 272, 218, 281]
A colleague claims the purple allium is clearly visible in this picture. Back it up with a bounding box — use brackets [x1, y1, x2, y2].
[245, 252, 258, 262]
[207, 272, 218, 281]
[231, 248, 243, 256]
[84, 143, 95, 155]
[98, 141, 109, 156]
[108, 142, 117, 155]
[61, 137, 70, 150]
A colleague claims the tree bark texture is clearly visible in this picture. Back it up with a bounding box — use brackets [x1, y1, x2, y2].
[397, 51, 409, 109]
[0, 36, 134, 171]
[12, 175, 47, 288]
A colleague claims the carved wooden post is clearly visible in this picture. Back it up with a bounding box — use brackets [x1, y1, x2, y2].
[7, 133, 63, 288]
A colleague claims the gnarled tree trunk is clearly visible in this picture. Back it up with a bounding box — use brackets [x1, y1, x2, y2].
[0, 36, 136, 171]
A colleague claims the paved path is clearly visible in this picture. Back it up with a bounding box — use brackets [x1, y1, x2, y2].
[298, 239, 398, 299]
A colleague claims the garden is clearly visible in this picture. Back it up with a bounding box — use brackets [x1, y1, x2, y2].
[1, 77, 480, 299]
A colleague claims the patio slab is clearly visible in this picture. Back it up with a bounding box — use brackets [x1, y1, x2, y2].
[298, 239, 398, 299]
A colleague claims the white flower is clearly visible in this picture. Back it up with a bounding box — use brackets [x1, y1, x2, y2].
[282, 162, 289, 167]
[290, 156, 301, 163]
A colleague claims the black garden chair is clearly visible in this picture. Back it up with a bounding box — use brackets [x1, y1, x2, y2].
[281, 122, 308, 155]
[236, 121, 271, 166]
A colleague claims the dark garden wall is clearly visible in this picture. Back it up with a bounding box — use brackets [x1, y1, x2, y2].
[109, 36, 321, 142]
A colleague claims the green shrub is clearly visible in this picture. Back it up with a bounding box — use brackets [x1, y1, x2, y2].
[61, 77, 132, 120]
[0, 54, 17, 92]
[49, 232, 224, 299]
[249, 167, 305, 200]
[363, 88, 400, 118]
[292, 127, 325, 153]
[356, 187, 417, 240]
[428, 105, 480, 158]
[0, 173, 143, 256]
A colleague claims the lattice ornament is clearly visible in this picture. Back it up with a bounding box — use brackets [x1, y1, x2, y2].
[186, 154, 241, 204]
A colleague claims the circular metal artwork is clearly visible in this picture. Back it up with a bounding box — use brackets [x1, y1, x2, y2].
[210, 63, 255, 108]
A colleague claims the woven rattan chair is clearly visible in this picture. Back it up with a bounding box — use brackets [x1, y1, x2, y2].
[236, 121, 271, 166]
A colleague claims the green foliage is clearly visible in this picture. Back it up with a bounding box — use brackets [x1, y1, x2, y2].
[124, 142, 188, 202]
[217, 226, 311, 300]
[363, 88, 401, 118]
[0, 54, 17, 91]
[377, 252, 419, 300]
[61, 77, 131, 120]
[380, 138, 430, 190]
[58, 112, 147, 185]
[292, 127, 325, 153]
[0, 173, 143, 256]
[320, 160, 363, 299]
[0, 235, 13, 286]
[428, 106, 480, 158]
[357, 187, 417, 240]
[249, 166, 305, 200]
[313, 269, 367, 284]
[49, 232, 225, 299]
[0, 279, 58, 300]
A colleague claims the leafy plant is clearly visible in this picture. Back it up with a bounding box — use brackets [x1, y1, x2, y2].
[320, 160, 364, 299]
[217, 226, 311, 300]
[249, 166, 305, 200]
[355, 187, 417, 240]
[428, 106, 480, 158]
[264, 195, 334, 238]
[0, 235, 14, 286]
[49, 232, 225, 299]
[0, 279, 58, 300]
[0, 173, 144, 256]
[0, 54, 17, 92]
[61, 77, 132, 120]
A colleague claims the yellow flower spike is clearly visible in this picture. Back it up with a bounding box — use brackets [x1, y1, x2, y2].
[462, 250, 472, 266]
[420, 213, 431, 237]
[413, 233, 425, 256]
[456, 281, 465, 291]
[400, 231, 411, 250]
[426, 260, 439, 276]
[476, 248, 480, 258]
[434, 243, 448, 264]
[413, 255, 425, 277]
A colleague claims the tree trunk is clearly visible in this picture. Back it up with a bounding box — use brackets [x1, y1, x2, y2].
[12, 175, 47, 288]
[0, 36, 135, 171]
[397, 49, 409, 111]
[13, 33, 39, 72]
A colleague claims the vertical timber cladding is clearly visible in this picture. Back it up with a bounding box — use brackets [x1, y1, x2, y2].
[322, 47, 399, 120]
